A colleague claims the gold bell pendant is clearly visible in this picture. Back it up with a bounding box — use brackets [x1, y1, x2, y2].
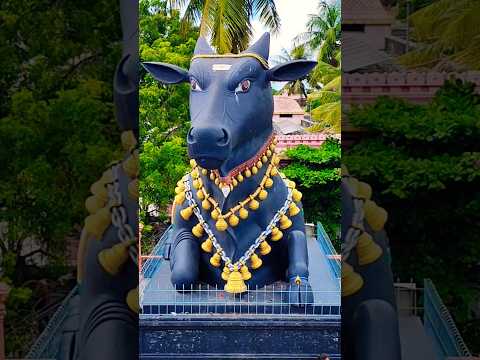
[202, 199, 211, 210]
[279, 215, 292, 230]
[292, 189, 302, 202]
[216, 217, 228, 231]
[84, 206, 111, 238]
[240, 265, 252, 280]
[210, 252, 222, 267]
[250, 254, 263, 269]
[258, 189, 268, 200]
[249, 198, 260, 210]
[174, 192, 185, 205]
[201, 237, 213, 253]
[364, 200, 388, 232]
[259, 241, 271, 255]
[224, 267, 247, 294]
[228, 214, 239, 227]
[192, 222, 204, 238]
[288, 203, 300, 216]
[126, 286, 139, 313]
[211, 208, 219, 219]
[85, 195, 106, 214]
[90, 180, 108, 201]
[239, 208, 249, 219]
[342, 262, 364, 297]
[356, 232, 383, 266]
[270, 227, 283, 241]
[180, 206, 193, 221]
[222, 266, 231, 281]
[357, 181, 372, 200]
[98, 240, 133, 275]
[265, 177, 274, 188]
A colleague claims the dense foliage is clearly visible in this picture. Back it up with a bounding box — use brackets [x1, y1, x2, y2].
[282, 139, 341, 250]
[399, 0, 480, 70]
[0, 0, 122, 355]
[139, 0, 197, 230]
[344, 80, 480, 352]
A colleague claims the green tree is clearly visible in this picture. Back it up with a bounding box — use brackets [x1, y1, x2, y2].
[295, 0, 340, 66]
[139, 0, 198, 231]
[343, 80, 480, 352]
[0, 0, 122, 354]
[173, 0, 281, 54]
[282, 139, 341, 249]
[399, 0, 480, 70]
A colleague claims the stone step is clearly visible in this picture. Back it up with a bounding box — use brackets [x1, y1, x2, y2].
[140, 317, 340, 359]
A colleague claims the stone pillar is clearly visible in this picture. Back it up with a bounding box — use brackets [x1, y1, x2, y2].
[0, 282, 10, 360]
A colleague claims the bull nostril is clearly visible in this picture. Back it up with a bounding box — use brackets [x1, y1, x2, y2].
[217, 128, 230, 146]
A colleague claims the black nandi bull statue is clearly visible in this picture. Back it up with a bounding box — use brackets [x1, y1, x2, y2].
[143, 33, 316, 301]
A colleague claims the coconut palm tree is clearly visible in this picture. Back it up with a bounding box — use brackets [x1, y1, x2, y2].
[399, 0, 480, 70]
[173, 0, 280, 54]
[273, 45, 309, 97]
[295, 0, 340, 66]
[307, 59, 340, 133]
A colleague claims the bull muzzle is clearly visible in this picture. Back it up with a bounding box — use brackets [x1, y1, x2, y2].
[187, 126, 231, 169]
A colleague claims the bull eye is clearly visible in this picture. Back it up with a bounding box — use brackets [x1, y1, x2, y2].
[235, 79, 251, 93]
[190, 78, 202, 92]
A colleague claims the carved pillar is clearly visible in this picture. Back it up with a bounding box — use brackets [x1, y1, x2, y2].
[0, 282, 10, 360]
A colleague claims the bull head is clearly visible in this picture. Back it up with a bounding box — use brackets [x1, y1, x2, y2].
[143, 33, 316, 175]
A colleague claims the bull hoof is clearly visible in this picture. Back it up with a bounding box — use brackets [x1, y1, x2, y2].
[284, 281, 314, 306]
[171, 272, 198, 292]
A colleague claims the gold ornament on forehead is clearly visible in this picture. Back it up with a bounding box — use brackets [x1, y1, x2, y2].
[191, 53, 270, 70]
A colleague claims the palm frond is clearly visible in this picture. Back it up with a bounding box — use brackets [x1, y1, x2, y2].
[309, 101, 341, 133]
[253, 0, 281, 34]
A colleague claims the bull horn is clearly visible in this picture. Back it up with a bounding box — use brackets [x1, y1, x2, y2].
[194, 36, 215, 55]
[243, 32, 270, 61]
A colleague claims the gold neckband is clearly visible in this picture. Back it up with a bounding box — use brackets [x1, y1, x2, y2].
[191, 53, 269, 69]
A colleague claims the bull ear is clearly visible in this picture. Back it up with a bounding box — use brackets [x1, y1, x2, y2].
[267, 60, 317, 81]
[142, 62, 189, 84]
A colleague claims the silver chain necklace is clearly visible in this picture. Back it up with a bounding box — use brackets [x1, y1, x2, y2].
[183, 176, 293, 272]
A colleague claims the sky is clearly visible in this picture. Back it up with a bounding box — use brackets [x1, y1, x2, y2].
[251, 0, 319, 62]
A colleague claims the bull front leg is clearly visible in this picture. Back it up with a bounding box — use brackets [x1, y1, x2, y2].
[284, 229, 314, 305]
[169, 229, 200, 291]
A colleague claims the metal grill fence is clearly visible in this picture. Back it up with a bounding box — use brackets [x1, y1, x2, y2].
[140, 224, 341, 319]
[141, 283, 340, 318]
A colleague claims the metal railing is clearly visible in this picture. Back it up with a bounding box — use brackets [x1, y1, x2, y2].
[140, 226, 172, 278]
[141, 283, 340, 319]
[139, 226, 172, 302]
[316, 222, 341, 280]
[423, 279, 472, 358]
[25, 286, 78, 359]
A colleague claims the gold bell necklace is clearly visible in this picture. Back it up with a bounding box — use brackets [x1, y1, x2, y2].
[182, 175, 297, 294]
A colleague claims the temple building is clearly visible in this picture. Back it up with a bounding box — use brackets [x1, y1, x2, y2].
[272, 95, 306, 135]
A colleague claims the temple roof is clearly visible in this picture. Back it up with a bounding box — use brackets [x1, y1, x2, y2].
[273, 96, 304, 115]
[342, 33, 392, 72]
[343, 0, 393, 25]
